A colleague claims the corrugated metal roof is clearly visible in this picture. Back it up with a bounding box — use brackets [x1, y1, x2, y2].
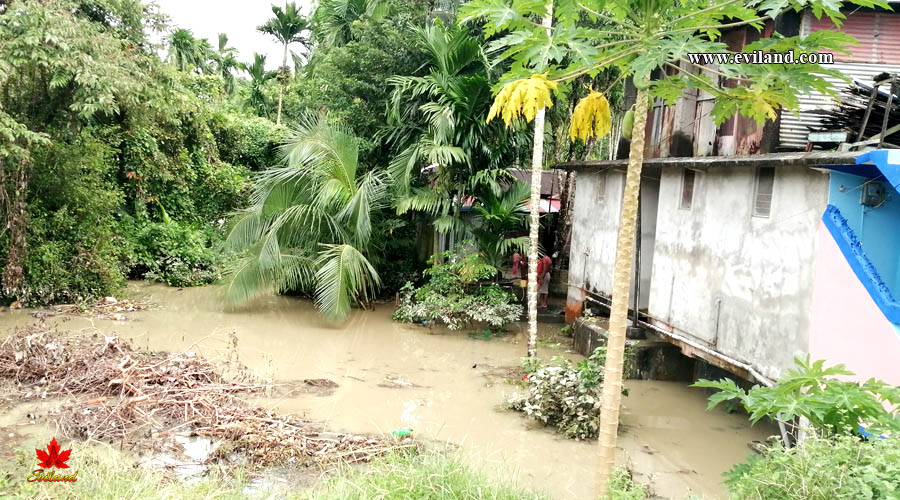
[557, 150, 860, 171]
[779, 62, 900, 149]
[507, 168, 564, 197]
[780, 11, 900, 149]
[806, 11, 900, 64]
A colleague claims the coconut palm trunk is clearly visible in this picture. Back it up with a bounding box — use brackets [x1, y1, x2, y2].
[525, 3, 554, 358]
[595, 87, 649, 497]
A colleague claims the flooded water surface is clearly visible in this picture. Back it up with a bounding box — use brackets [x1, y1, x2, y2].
[1, 283, 774, 499]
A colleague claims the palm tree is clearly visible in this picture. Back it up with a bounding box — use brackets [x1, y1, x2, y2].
[258, 2, 309, 125]
[166, 28, 203, 72]
[245, 53, 276, 117]
[215, 33, 244, 95]
[222, 113, 386, 320]
[385, 20, 527, 241]
[470, 181, 530, 270]
[312, 0, 388, 48]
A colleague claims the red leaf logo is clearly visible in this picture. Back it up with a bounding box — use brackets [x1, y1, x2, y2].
[35, 438, 71, 469]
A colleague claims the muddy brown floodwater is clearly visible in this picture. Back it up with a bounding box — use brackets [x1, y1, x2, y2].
[0, 282, 775, 499]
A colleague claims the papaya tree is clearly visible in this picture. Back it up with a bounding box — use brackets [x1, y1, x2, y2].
[461, 0, 884, 496]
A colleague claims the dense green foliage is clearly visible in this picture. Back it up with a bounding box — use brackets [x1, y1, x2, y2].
[699, 358, 900, 499]
[0, 0, 275, 304]
[394, 248, 523, 330]
[121, 218, 221, 287]
[724, 436, 900, 500]
[696, 356, 900, 437]
[469, 180, 530, 269]
[285, 1, 431, 167]
[0, 0, 537, 310]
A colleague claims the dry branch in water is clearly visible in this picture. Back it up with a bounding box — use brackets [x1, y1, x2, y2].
[0, 324, 407, 468]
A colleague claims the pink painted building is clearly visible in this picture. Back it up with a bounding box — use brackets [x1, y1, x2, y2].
[809, 150, 900, 385]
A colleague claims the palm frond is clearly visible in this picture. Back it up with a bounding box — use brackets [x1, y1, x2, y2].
[387, 143, 423, 194]
[423, 140, 468, 167]
[497, 235, 529, 255]
[222, 112, 382, 320]
[395, 187, 451, 216]
[280, 114, 359, 190]
[338, 170, 389, 246]
[221, 241, 316, 306]
[469, 169, 519, 198]
[314, 244, 381, 321]
[223, 207, 266, 254]
[433, 214, 467, 235]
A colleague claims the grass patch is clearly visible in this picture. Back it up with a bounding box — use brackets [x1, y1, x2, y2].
[0, 445, 258, 500]
[1, 445, 648, 499]
[304, 450, 551, 500]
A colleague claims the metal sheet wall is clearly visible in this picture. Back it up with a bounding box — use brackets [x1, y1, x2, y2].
[779, 10, 900, 149]
[806, 11, 900, 64]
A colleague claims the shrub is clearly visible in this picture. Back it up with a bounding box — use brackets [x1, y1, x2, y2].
[695, 356, 900, 438]
[509, 347, 635, 440]
[605, 467, 650, 500]
[209, 112, 288, 171]
[18, 133, 127, 304]
[724, 435, 900, 500]
[393, 248, 522, 330]
[121, 218, 221, 287]
[510, 361, 602, 440]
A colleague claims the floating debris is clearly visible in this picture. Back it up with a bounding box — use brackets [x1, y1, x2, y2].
[377, 374, 428, 389]
[49, 297, 153, 321]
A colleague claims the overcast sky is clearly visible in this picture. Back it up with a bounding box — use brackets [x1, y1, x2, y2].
[150, 0, 313, 70]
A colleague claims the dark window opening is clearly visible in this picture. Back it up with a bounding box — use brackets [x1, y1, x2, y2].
[680, 168, 695, 210]
[753, 167, 776, 217]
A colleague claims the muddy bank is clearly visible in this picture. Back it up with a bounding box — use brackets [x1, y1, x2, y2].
[0, 282, 774, 499]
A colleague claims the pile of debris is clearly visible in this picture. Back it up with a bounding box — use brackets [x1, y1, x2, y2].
[816, 73, 900, 147]
[29, 296, 153, 321]
[0, 324, 406, 469]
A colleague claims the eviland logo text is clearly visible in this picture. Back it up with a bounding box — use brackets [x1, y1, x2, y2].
[27, 437, 78, 483]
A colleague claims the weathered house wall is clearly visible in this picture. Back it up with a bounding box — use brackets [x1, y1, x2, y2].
[568, 170, 622, 308]
[566, 169, 659, 321]
[647, 166, 829, 379]
[567, 165, 832, 379]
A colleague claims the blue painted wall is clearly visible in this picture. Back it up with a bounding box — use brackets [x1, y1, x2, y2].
[828, 171, 900, 294]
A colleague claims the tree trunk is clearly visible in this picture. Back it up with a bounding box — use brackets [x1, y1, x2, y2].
[595, 87, 649, 498]
[526, 3, 554, 359]
[277, 43, 288, 126]
[3, 162, 29, 299]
